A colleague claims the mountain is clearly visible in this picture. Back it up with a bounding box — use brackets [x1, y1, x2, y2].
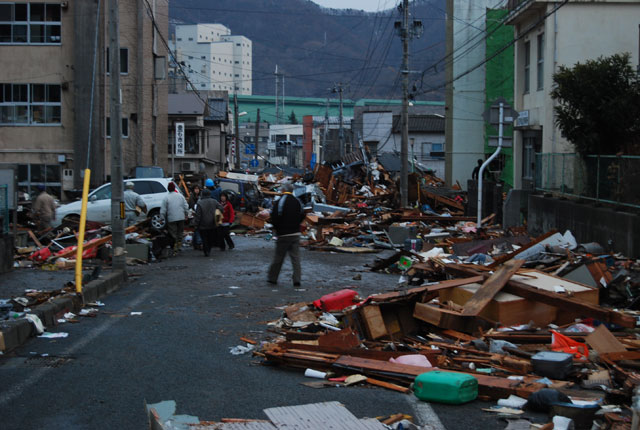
[169, 0, 446, 100]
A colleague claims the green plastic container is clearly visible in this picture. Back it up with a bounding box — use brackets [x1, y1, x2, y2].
[413, 371, 478, 404]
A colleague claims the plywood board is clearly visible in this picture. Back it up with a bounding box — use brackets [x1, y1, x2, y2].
[462, 259, 524, 316]
[360, 305, 387, 340]
[586, 325, 627, 354]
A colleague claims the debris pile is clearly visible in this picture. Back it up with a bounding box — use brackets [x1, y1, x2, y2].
[247, 236, 640, 429]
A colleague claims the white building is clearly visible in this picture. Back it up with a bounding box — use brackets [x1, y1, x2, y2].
[445, 0, 506, 190]
[173, 24, 252, 95]
[506, 0, 640, 189]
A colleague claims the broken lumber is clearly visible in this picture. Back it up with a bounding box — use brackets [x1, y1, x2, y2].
[461, 260, 524, 316]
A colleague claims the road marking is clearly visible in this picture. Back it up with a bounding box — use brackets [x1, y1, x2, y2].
[406, 395, 447, 430]
[0, 288, 154, 407]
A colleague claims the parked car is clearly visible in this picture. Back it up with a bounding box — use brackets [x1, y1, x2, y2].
[53, 178, 178, 230]
[217, 178, 262, 212]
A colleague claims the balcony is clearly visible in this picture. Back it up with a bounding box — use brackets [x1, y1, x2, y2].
[505, 0, 549, 25]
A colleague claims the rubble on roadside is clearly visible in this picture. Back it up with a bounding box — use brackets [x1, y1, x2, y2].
[238, 204, 640, 429]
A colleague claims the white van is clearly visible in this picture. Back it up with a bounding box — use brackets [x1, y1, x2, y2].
[53, 178, 177, 230]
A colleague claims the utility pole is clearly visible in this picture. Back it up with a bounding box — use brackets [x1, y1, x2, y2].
[254, 108, 260, 166]
[334, 83, 345, 159]
[108, 0, 125, 271]
[400, 0, 409, 208]
[234, 92, 240, 169]
[322, 98, 329, 163]
[274, 65, 279, 125]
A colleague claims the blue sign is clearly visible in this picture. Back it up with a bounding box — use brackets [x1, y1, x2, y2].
[250, 159, 259, 167]
[245, 144, 255, 155]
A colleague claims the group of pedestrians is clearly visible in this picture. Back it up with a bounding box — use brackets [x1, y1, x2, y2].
[144, 177, 304, 286]
[188, 179, 235, 256]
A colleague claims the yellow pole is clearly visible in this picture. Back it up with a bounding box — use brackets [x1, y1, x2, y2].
[74, 169, 91, 293]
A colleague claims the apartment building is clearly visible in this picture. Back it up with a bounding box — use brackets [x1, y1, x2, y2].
[0, 0, 169, 198]
[506, 0, 640, 189]
[173, 24, 252, 95]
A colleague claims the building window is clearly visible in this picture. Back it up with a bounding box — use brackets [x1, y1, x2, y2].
[537, 33, 544, 91]
[523, 41, 530, 93]
[236, 43, 240, 46]
[106, 47, 129, 74]
[17, 163, 62, 199]
[0, 83, 61, 125]
[106, 117, 129, 138]
[201, 55, 205, 59]
[235, 60, 239, 64]
[0, 2, 61, 45]
[188, 37, 193, 41]
[177, 37, 182, 41]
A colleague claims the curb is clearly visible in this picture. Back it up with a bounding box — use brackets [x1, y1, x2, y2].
[0, 270, 127, 353]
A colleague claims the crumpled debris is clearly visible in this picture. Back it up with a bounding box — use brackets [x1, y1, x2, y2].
[229, 343, 255, 355]
[24, 313, 44, 334]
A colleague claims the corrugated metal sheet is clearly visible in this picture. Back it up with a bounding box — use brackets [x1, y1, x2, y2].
[191, 422, 277, 430]
[392, 114, 445, 133]
[206, 98, 228, 122]
[264, 401, 386, 430]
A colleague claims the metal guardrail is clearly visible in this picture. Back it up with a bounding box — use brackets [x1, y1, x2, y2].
[535, 153, 640, 210]
[0, 185, 8, 235]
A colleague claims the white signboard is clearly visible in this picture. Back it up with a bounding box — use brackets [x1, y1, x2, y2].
[175, 122, 185, 157]
[516, 110, 529, 127]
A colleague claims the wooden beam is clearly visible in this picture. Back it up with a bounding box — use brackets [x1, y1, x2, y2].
[461, 260, 524, 316]
[488, 230, 557, 269]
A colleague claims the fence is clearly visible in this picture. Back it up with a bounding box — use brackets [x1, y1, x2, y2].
[0, 185, 8, 235]
[535, 153, 640, 210]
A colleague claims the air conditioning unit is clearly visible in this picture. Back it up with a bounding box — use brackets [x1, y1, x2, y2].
[181, 161, 196, 172]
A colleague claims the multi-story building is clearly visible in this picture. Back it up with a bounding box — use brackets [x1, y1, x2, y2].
[0, 1, 169, 198]
[505, 0, 640, 189]
[172, 24, 252, 95]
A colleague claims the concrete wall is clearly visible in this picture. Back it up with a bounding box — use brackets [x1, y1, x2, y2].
[528, 195, 640, 258]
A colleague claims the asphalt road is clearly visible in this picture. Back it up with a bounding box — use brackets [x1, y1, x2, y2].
[0, 236, 535, 429]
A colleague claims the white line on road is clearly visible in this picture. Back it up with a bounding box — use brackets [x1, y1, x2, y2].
[0, 288, 154, 408]
[406, 395, 447, 430]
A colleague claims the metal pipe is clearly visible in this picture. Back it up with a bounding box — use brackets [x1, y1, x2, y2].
[477, 102, 503, 228]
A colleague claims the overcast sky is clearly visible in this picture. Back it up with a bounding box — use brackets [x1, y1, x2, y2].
[312, 0, 396, 12]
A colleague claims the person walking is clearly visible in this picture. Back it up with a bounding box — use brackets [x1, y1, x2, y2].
[219, 191, 235, 251]
[160, 182, 188, 252]
[193, 188, 221, 256]
[32, 185, 56, 231]
[267, 183, 305, 287]
[188, 184, 203, 250]
[123, 181, 147, 227]
[188, 184, 201, 209]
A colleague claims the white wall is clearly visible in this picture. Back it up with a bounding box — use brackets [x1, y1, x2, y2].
[447, 0, 506, 190]
[511, 1, 640, 187]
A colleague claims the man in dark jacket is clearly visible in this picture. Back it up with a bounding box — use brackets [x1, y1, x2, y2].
[194, 188, 221, 256]
[267, 183, 305, 286]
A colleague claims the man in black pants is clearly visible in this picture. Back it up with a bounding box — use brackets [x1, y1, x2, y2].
[194, 188, 221, 256]
[267, 183, 305, 287]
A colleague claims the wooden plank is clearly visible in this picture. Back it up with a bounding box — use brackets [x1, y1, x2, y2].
[360, 305, 387, 340]
[27, 230, 43, 248]
[365, 377, 410, 393]
[333, 356, 544, 400]
[370, 276, 484, 302]
[586, 325, 627, 355]
[413, 303, 493, 333]
[446, 264, 635, 328]
[462, 260, 524, 316]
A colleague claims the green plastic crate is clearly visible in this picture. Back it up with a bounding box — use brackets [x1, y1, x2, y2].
[413, 371, 478, 404]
